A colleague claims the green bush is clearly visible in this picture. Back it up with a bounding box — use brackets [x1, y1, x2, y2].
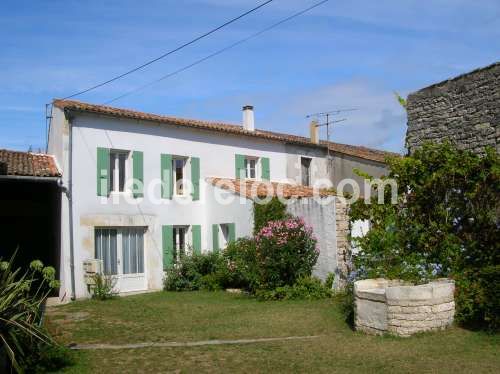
[455, 266, 500, 332]
[0, 253, 62, 373]
[218, 238, 259, 291]
[90, 273, 117, 300]
[253, 197, 289, 234]
[255, 277, 332, 301]
[349, 142, 500, 331]
[255, 217, 319, 289]
[163, 252, 222, 291]
[20, 340, 74, 374]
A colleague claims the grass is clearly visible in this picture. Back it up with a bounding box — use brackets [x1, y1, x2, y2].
[46, 291, 500, 373]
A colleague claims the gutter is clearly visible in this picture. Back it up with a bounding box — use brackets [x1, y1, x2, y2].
[0, 175, 61, 183]
[66, 113, 76, 301]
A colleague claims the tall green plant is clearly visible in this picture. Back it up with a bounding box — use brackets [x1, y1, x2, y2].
[0, 254, 60, 373]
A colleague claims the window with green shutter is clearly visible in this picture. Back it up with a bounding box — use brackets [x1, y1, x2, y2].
[97, 147, 110, 196]
[161, 154, 173, 199]
[162, 225, 174, 269]
[132, 151, 143, 198]
[212, 224, 220, 252]
[235, 154, 245, 179]
[191, 157, 200, 201]
[261, 157, 270, 180]
[192, 225, 201, 255]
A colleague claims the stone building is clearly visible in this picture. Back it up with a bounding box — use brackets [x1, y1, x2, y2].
[406, 62, 500, 155]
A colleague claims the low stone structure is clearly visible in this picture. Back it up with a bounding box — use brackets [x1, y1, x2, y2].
[354, 278, 455, 337]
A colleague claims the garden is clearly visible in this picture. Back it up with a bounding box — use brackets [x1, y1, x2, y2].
[1, 143, 498, 373]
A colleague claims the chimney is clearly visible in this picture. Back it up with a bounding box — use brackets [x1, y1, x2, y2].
[310, 120, 319, 144]
[242, 105, 255, 131]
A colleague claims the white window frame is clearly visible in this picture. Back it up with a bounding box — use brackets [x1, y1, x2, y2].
[244, 156, 259, 180]
[109, 149, 130, 194]
[173, 225, 191, 263]
[300, 156, 312, 187]
[172, 157, 189, 196]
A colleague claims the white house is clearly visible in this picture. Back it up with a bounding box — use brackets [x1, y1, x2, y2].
[48, 99, 392, 300]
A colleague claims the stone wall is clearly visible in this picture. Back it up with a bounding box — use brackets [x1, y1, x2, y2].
[406, 62, 500, 155]
[355, 278, 455, 337]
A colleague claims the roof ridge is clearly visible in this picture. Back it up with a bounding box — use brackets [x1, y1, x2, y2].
[53, 99, 399, 163]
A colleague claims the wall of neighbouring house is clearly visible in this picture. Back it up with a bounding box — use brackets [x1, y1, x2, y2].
[331, 153, 389, 197]
[284, 143, 333, 186]
[406, 62, 500, 155]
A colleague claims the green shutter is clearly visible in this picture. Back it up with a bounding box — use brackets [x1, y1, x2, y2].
[192, 225, 201, 255]
[97, 147, 109, 196]
[161, 154, 173, 199]
[191, 157, 200, 201]
[228, 223, 236, 243]
[235, 154, 245, 179]
[132, 151, 144, 198]
[261, 157, 270, 181]
[212, 224, 219, 253]
[162, 225, 174, 269]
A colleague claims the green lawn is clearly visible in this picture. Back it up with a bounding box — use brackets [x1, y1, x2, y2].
[46, 291, 500, 373]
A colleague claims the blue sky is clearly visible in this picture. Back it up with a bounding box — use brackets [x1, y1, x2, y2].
[1, 0, 498, 153]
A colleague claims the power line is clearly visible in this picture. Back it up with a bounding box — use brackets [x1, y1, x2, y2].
[62, 0, 275, 100]
[104, 0, 330, 104]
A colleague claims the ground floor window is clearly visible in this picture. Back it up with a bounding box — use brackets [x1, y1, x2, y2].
[173, 226, 188, 263]
[95, 227, 145, 275]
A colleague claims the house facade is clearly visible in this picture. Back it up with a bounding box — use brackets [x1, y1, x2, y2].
[48, 100, 392, 300]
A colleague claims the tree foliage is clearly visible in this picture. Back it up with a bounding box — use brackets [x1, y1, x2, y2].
[350, 142, 499, 330]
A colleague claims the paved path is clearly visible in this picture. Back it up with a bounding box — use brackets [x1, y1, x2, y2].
[70, 335, 320, 350]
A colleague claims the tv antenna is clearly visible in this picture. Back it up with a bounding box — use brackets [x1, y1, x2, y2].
[306, 109, 356, 157]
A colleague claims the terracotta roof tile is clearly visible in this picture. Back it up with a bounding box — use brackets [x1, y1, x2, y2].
[53, 99, 398, 163]
[207, 177, 335, 200]
[0, 149, 61, 177]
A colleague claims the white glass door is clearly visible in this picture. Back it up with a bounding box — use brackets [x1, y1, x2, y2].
[95, 227, 147, 293]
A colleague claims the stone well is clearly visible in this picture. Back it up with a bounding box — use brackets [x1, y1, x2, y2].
[354, 278, 455, 337]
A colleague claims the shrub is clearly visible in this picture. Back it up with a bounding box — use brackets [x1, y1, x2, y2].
[253, 197, 289, 234]
[20, 340, 74, 374]
[349, 143, 500, 331]
[90, 273, 117, 300]
[255, 217, 319, 289]
[255, 277, 332, 301]
[163, 252, 222, 291]
[218, 238, 259, 291]
[455, 266, 500, 332]
[0, 253, 61, 373]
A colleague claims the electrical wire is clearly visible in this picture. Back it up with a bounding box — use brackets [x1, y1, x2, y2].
[62, 0, 275, 100]
[105, 0, 329, 104]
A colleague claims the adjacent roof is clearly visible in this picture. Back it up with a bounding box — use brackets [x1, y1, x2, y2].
[206, 177, 335, 200]
[0, 149, 61, 177]
[53, 99, 398, 163]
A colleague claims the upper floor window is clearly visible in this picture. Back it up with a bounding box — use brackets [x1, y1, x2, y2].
[173, 157, 187, 195]
[301, 157, 312, 186]
[244, 156, 258, 179]
[110, 150, 130, 193]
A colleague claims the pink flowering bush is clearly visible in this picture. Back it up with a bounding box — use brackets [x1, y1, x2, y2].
[255, 217, 319, 289]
